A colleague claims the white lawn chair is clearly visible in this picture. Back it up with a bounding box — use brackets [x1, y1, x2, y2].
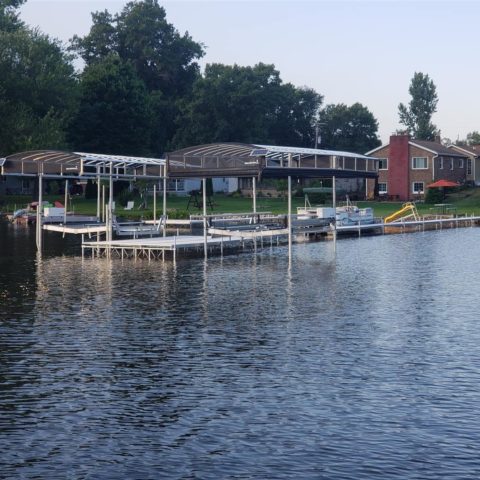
[124, 201, 134, 211]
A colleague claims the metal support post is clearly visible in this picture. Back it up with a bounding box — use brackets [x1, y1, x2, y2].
[252, 176, 257, 215]
[163, 169, 167, 238]
[288, 174, 292, 261]
[153, 183, 157, 225]
[96, 168, 101, 221]
[108, 163, 114, 244]
[203, 178, 208, 259]
[36, 173, 43, 252]
[102, 185, 105, 223]
[332, 176, 337, 250]
[63, 179, 68, 232]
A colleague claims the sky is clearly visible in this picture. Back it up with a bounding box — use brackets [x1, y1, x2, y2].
[19, 0, 480, 145]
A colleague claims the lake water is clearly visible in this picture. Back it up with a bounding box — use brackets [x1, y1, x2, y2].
[2, 222, 480, 479]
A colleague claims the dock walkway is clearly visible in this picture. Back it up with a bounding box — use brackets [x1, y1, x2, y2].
[77, 214, 480, 261]
[82, 234, 249, 260]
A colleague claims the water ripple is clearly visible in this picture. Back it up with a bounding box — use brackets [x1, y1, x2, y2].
[2, 224, 480, 478]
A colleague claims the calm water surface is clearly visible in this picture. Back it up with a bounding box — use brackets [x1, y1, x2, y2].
[1, 222, 480, 479]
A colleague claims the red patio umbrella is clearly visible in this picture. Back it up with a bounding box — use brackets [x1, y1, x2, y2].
[427, 179, 460, 188]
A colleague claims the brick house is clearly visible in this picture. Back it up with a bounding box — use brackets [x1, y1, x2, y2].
[447, 144, 480, 186]
[366, 134, 468, 201]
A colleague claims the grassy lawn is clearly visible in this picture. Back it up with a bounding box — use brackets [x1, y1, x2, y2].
[3, 188, 480, 219]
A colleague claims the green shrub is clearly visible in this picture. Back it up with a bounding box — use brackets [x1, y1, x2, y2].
[116, 189, 136, 207]
[168, 208, 190, 219]
[425, 188, 444, 204]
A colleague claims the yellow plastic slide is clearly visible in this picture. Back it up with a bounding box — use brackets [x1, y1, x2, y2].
[384, 202, 419, 223]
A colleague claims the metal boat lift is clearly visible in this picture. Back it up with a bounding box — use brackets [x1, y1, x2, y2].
[1, 150, 168, 252]
[1, 143, 380, 261]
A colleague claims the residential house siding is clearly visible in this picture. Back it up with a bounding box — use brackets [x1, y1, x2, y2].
[448, 144, 480, 185]
[367, 135, 467, 201]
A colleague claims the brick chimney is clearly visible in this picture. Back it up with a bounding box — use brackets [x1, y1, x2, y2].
[388, 134, 410, 201]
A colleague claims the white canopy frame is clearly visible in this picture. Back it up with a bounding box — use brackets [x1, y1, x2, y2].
[1, 150, 168, 253]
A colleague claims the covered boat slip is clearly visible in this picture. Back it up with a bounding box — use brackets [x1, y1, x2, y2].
[0, 150, 168, 251]
[166, 143, 379, 179]
[1, 150, 166, 178]
[1, 143, 380, 259]
[166, 143, 379, 259]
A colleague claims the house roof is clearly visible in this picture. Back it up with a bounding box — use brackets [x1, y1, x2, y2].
[366, 139, 466, 157]
[409, 140, 466, 157]
[448, 144, 480, 157]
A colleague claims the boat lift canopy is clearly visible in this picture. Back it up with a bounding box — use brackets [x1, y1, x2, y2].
[1, 144, 379, 181]
[0, 150, 166, 180]
[166, 143, 379, 180]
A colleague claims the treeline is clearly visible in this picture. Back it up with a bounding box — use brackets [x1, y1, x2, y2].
[0, 0, 381, 157]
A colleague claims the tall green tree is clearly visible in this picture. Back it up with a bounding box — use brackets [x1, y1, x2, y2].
[172, 63, 322, 148]
[398, 72, 438, 140]
[70, 0, 204, 154]
[0, 16, 78, 154]
[0, 0, 25, 32]
[465, 131, 480, 145]
[69, 55, 152, 155]
[72, 0, 203, 94]
[320, 103, 381, 153]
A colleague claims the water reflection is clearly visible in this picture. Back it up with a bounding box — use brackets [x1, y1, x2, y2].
[2, 224, 480, 478]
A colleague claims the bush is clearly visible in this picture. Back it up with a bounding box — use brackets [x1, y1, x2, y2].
[116, 189, 136, 207]
[168, 208, 190, 219]
[425, 188, 444, 204]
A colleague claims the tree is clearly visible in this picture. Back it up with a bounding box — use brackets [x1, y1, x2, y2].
[0, 0, 25, 32]
[398, 72, 438, 140]
[72, 0, 203, 94]
[319, 103, 381, 153]
[68, 55, 152, 155]
[70, 10, 116, 64]
[70, 0, 204, 155]
[172, 63, 323, 148]
[466, 131, 480, 145]
[0, 23, 78, 154]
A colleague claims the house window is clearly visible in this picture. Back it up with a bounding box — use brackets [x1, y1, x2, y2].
[467, 159, 472, 175]
[459, 159, 464, 168]
[412, 182, 424, 194]
[378, 183, 387, 194]
[0, 175, 6, 183]
[378, 158, 388, 170]
[412, 157, 428, 169]
[167, 179, 185, 192]
[439, 157, 444, 169]
[450, 158, 454, 170]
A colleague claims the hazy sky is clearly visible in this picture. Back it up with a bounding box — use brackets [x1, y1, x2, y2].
[20, 0, 480, 145]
